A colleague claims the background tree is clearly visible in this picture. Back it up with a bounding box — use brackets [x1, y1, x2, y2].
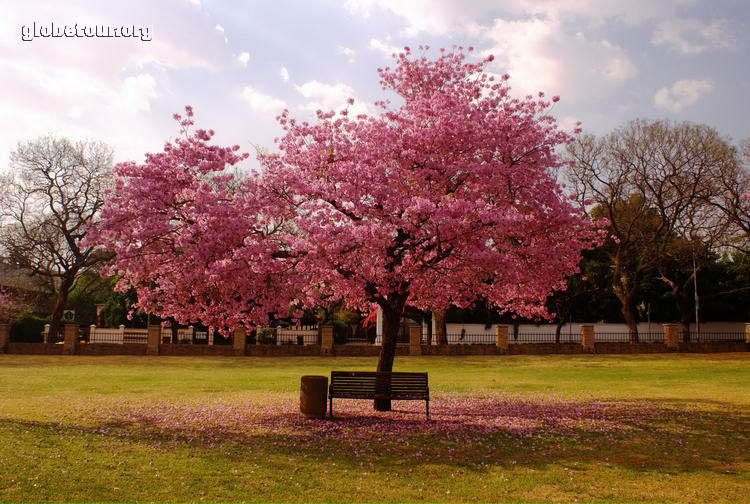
[0, 287, 29, 324]
[709, 138, 750, 252]
[0, 137, 113, 340]
[546, 246, 614, 342]
[567, 120, 738, 341]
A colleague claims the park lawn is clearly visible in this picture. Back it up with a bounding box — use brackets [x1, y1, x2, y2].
[0, 354, 748, 503]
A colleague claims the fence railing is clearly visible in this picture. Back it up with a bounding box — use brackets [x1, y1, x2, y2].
[511, 333, 581, 344]
[31, 324, 748, 348]
[445, 333, 495, 345]
[87, 326, 194, 344]
[595, 332, 664, 343]
[688, 331, 745, 343]
[275, 328, 319, 345]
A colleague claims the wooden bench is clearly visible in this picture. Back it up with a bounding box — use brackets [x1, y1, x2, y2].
[328, 371, 429, 418]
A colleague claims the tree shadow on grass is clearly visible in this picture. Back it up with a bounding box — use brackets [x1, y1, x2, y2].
[1, 395, 748, 476]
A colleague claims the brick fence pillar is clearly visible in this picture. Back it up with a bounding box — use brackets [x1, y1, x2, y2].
[0, 323, 9, 353]
[63, 324, 79, 355]
[663, 323, 680, 349]
[409, 324, 422, 356]
[147, 325, 161, 355]
[580, 324, 594, 353]
[233, 327, 247, 356]
[745, 323, 750, 344]
[495, 325, 509, 353]
[321, 325, 334, 355]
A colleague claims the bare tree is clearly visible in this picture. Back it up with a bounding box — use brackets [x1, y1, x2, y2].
[709, 138, 750, 253]
[0, 136, 113, 341]
[567, 120, 737, 341]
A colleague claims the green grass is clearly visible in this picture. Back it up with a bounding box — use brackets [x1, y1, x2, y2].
[0, 353, 749, 503]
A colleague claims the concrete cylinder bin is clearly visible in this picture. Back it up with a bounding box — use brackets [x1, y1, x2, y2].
[300, 375, 328, 419]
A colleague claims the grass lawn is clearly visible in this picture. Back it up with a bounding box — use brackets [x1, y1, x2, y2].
[0, 353, 749, 503]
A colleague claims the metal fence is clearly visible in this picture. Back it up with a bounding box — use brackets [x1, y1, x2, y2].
[511, 332, 581, 344]
[595, 332, 664, 343]
[688, 331, 745, 343]
[275, 328, 319, 345]
[445, 332, 495, 345]
[87, 326, 193, 344]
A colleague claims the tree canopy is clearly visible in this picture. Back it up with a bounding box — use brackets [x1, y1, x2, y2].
[94, 47, 601, 409]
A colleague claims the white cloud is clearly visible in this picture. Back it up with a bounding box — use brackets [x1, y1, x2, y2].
[117, 74, 158, 112]
[345, 0, 694, 36]
[475, 17, 637, 102]
[0, 1, 236, 165]
[345, 0, 456, 35]
[295, 80, 370, 116]
[67, 105, 84, 120]
[215, 24, 228, 44]
[653, 79, 715, 112]
[369, 38, 401, 58]
[337, 46, 356, 63]
[280, 67, 290, 82]
[652, 19, 734, 54]
[358, 4, 639, 104]
[237, 52, 250, 67]
[240, 86, 287, 113]
[504, 0, 695, 24]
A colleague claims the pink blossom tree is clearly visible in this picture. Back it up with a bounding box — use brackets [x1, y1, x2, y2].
[95, 47, 601, 411]
[261, 47, 602, 409]
[90, 108, 305, 331]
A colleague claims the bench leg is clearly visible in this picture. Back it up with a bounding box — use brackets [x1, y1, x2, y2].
[329, 396, 333, 419]
[426, 399, 429, 419]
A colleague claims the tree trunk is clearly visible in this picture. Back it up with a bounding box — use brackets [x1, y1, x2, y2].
[622, 305, 639, 343]
[555, 322, 563, 344]
[48, 275, 75, 343]
[613, 286, 639, 343]
[659, 273, 693, 343]
[681, 278, 698, 343]
[677, 292, 692, 343]
[48, 292, 68, 343]
[375, 298, 406, 411]
[612, 260, 639, 343]
[168, 316, 178, 343]
[433, 308, 447, 345]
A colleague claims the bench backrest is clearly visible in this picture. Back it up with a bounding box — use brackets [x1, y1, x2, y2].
[330, 371, 428, 396]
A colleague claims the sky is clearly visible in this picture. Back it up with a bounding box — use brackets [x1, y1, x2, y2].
[1, 0, 748, 171]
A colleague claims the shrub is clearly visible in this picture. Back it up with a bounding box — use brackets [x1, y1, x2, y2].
[332, 321, 349, 345]
[10, 313, 49, 343]
[258, 328, 276, 345]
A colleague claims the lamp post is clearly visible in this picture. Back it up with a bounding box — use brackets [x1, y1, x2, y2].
[692, 250, 700, 342]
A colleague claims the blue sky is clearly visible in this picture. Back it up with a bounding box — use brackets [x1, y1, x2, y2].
[1, 0, 747, 170]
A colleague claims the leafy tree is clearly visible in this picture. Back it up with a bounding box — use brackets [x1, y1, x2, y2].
[567, 121, 738, 341]
[65, 271, 113, 326]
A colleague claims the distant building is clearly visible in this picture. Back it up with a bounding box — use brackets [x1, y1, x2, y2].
[0, 261, 52, 313]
